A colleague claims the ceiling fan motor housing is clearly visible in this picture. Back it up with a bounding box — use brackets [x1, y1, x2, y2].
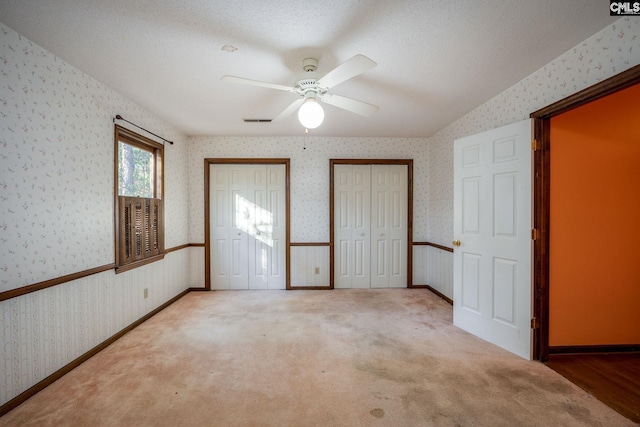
[302, 58, 318, 72]
[293, 58, 326, 96]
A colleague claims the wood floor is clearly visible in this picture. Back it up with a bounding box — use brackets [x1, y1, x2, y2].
[545, 353, 640, 423]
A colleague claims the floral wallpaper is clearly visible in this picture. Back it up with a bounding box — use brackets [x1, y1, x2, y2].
[187, 136, 430, 244]
[1, 14, 639, 410]
[0, 23, 189, 292]
[426, 17, 640, 246]
[0, 22, 191, 408]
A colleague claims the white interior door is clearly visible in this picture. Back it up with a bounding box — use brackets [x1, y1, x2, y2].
[210, 164, 234, 290]
[371, 165, 407, 288]
[334, 164, 407, 289]
[210, 164, 250, 290]
[229, 165, 250, 289]
[453, 119, 532, 359]
[335, 165, 371, 289]
[210, 164, 286, 290]
[247, 166, 268, 289]
[265, 165, 286, 289]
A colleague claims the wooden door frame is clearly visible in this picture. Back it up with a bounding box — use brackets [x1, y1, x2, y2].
[204, 158, 291, 291]
[530, 64, 640, 361]
[329, 159, 414, 289]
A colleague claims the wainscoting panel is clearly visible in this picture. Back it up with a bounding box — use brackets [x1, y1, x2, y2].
[290, 246, 330, 288]
[189, 246, 206, 289]
[413, 245, 429, 287]
[425, 246, 453, 300]
[0, 250, 190, 408]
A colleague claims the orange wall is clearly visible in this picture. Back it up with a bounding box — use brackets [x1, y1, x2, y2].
[549, 83, 640, 346]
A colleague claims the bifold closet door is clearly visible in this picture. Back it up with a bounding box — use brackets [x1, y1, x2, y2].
[210, 164, 286, 290]
[210, 164, 247, 289]
[370, 165, 408, 288]
[334, 164, 407, 288]
[247, 165, 286, 289]
[335, 165, 371, 288]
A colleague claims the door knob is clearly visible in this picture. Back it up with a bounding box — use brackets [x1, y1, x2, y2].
[452, 240, 461, 247]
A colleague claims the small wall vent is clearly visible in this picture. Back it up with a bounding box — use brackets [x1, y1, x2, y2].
[243, 119, 272, 123]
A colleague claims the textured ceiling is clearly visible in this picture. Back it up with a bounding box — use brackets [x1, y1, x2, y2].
[0, 1, 616, 137]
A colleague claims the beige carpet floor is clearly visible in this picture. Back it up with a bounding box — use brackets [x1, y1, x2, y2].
[1, 289, 635, 426]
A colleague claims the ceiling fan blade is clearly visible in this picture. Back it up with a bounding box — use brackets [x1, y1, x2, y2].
[221, 75, 294, 92]
[317, 54, 377, 89]
[320, 93, 379, 117]
[272, 98, 304, 121]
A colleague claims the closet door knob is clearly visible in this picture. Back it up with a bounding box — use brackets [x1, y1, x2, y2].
[452, 240, 461, 247]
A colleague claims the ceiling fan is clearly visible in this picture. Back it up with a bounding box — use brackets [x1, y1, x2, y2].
[221, 54, 379, 129]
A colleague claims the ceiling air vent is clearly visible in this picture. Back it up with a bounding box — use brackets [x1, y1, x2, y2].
[243, 119, 272, 123]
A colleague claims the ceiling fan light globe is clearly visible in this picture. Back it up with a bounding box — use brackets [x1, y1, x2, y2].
[298, 100, 324, 129]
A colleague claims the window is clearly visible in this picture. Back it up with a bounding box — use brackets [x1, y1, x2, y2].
[118, 142, 154, 198]
[114, 125, 164, 272]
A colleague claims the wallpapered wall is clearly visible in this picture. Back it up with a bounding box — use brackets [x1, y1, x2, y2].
[0, 24, 190, 292]
[1, 15, 639, 410]
[186, 19, 640, 298]
[0, 23, 191, 407]
[187, 137, 432, 292]
[425, 17, 640, 246]
[188, 137, 429, 244]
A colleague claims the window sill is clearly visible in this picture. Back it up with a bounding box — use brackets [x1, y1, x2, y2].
[115, 253, 165, 274]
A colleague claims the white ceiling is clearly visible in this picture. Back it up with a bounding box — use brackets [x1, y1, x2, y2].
[0, 1, 616, 138]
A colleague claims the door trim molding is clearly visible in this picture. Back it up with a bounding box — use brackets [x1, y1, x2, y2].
[530, 64, 640, 361]
[204, 158, 291, 290]
[329, 159, 414, 289]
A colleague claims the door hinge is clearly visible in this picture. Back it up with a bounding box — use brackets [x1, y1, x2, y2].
[531, 139, 539, 151]
[532, 228, 540, 240]
[531, 317, 539, 329]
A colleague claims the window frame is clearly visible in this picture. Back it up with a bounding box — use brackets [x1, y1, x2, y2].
[114, 125, 165, 273]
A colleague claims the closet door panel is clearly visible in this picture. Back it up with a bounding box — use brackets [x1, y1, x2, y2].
[370, 165, 390, 288]
[210, 165, 231, 290]
[266, 164, 286, 289]
[334, 165, 353, 288]
[351, 165, 371, 288]
[334, 163, 407, 288]
[229, 166, 250, 289]
[388, 165, 408, 288]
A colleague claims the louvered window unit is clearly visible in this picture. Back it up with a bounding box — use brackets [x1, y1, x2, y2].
[114, 125, 164, 272]
[118, 197, 163, 264]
